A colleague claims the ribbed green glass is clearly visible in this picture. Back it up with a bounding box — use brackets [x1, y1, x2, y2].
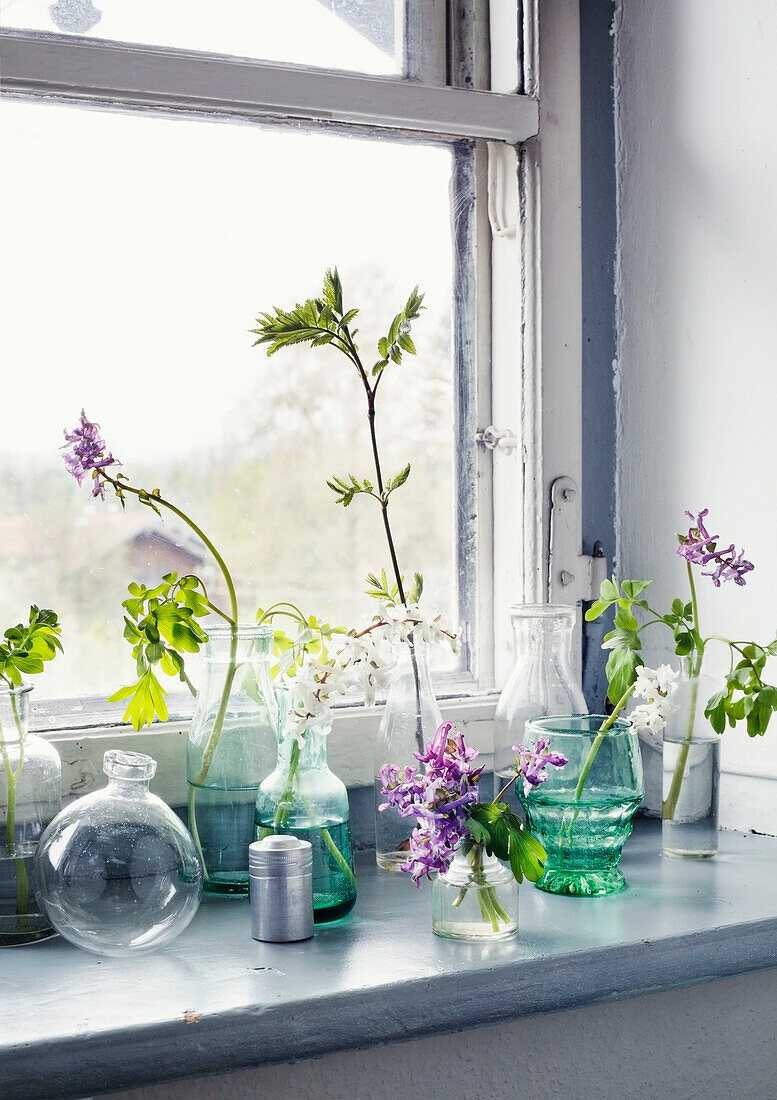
[519, 715, 643, 897]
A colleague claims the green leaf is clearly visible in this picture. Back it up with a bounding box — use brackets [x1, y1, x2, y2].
[465, 818, 490, 845]
[606, 647, 641, 706]
[585, 598, 612, 622]
[621, 579, 653, 599]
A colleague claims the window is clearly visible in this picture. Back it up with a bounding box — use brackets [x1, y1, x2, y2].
[0, 4, 584, 768]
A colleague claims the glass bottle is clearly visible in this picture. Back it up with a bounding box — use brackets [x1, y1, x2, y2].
[432, 841, 518, 941]
[374, 636, 442, 870]
[0, 684, 61, 946]
[256, 714, 357, 924]
[34, 750, 202, 956]
[662, 674, 720, 859]
[494, 605, 587, 807]
[187, 624, 277, 895]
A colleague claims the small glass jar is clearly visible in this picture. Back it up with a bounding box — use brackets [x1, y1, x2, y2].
[0, 683, 61, 946]
[494, 606, 587, 809]
[432, 841, 518, 941]
[187, 624, 277, 895]
[374, 636, 442, 871]
[34, 750, 202, 956]
[662, 676, 720, 859]
[256, 713, 357, 924]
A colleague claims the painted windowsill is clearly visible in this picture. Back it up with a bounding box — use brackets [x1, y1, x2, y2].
[3, 821, 777, 1099]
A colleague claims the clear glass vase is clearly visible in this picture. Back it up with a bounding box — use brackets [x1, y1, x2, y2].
[187, 624, 277, 895]
[519, 715, 643, 897]
[256, 715, 357, 924]
[662, 675, 720, 859]
[34, 750, 202, 956]
[374, 636, 442, 871]
[0, 684, 61, 946]
[432, 841, 518, 941]
[494, 605, 587, 807]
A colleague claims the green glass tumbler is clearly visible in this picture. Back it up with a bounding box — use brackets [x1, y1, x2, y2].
[519, 715, 643, 897]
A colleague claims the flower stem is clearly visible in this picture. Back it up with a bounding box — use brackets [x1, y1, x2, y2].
[271, 732, 356, 889]
[662, 562, 705, 821]
[0, 705, 30, 917]
[574, 686, 635, 803]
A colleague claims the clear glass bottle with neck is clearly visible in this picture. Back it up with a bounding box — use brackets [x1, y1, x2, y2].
[0, 683, 60, 946]
[256, 709, 357, 924]
[374, 636, 442, 871]
[34, 750, 202, 955]
[494, 605, 587, 807]
[187, 624, 277, 896]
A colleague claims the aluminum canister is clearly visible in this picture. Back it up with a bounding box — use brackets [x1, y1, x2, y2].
[249, 835, 314, 942]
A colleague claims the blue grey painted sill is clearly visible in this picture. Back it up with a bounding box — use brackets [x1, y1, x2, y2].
[3, 821, 777, 1099]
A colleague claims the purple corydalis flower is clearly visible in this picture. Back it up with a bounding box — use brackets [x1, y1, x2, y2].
[677, 509, 754, 587]
[379, 721, 484, 886]
[512, 736, 568, 798]
[61, 410, 119, 500]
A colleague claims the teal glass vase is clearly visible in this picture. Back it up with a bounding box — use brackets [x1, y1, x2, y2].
[519, 715, 643, 897]
[256, 712, 357, 924]
[0, 684, 61, 945]
[187, 625, 277, 896]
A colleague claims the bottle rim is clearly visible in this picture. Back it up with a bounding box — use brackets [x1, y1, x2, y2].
[0, 682, 33, 698]
[103, 748, 157, 781]
[508, 604, 577, 620]
[524, 713, 632, 738]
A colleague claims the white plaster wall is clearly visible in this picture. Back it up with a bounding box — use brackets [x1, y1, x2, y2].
[108, 967, 777, 1100]
[614, 0, 777, 828]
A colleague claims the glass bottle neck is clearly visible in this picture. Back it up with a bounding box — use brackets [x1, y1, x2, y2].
[277, 725, 330, 772]
[106, 778, 152, 799]
[510, 610, 576, 663]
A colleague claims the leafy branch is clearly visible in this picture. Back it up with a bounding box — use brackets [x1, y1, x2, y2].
[108, 572, 209, 730]
[466, 802, 547, 883]
[365, 569, 423, 607]
[587, 574, 777, 737]
[253, 268, 424, 609]
[0, 606, 63, 688]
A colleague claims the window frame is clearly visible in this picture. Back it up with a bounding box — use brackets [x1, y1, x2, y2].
[0, 0, 584, 791]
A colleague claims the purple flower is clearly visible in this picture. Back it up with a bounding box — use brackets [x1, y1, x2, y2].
[512, 736, 568, 798]
[379, 721, 484, 886]
[677, 509, 754, 587]
[61, 410, 119, 500]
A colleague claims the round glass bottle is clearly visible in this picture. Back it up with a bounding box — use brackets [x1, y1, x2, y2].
[0, 684, 61, 946]
[432, 841, 518, 941]
[494, 605, 587, 807]
[34, 750, 202, 956]
[187, 624, 277, 895]
[374, 636, 441, 870]
[256, 716, 356, 924]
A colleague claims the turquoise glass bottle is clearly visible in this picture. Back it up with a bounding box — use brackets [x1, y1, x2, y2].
[256, 715, 356, 923]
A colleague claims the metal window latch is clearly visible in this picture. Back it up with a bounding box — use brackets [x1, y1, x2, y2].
[549, 476, 608, 604]
[475, 425, 518, 454]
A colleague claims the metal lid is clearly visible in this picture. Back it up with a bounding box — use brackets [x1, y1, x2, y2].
[249, 835, 313, 872]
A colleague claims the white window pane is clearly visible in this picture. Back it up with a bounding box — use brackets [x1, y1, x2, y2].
[1, 0, 400, 75]
[0, 97, 460, 708]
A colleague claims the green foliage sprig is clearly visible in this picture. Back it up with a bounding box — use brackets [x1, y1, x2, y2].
[0, 606, 63, 688]
[108, 572, 209, 729]
[466, 802, 547, 883]
[252, 269, 425, 611]
[586, 573, 777, 738]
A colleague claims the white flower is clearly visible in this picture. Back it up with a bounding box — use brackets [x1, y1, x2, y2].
[628, 664, 680, 734]
[281, 602, 459, 744]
